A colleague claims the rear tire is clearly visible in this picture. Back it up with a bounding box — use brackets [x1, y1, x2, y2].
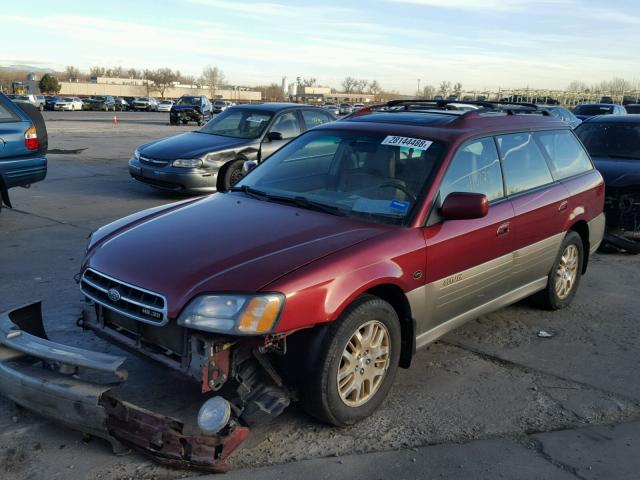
[300, 295, 401, 426]
[534, 231, 584, 310]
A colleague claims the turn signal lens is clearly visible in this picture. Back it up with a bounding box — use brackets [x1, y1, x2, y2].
[238, 296, 282, 334]
[25, 126, 38, 151]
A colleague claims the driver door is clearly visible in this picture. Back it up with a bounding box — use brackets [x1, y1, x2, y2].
[260, 111, 302, 160]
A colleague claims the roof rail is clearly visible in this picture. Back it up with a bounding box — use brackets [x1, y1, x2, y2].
[343, 99, 551, 121]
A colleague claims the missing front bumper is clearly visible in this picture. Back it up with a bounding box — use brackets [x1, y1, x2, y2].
[0, 302, 249, 472]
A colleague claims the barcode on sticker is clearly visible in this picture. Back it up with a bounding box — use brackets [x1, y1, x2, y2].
[381, 136, 432, 150]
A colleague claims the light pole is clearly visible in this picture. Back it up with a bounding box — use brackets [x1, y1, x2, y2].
[417, 79, 421, 96]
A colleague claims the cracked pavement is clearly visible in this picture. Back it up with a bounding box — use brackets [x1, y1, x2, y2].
[0, 111, 638, 479]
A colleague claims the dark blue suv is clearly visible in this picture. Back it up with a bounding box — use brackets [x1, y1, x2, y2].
[0, 92, 47, 210]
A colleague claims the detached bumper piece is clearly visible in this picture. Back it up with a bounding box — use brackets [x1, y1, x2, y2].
[0, 302, 249, 473]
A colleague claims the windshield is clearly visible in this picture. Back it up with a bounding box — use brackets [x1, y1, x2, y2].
[177, 96, 200, 105]
[213, 100, 226, 106]
[577, 123, 640, 159]
[62, 97, 74, 102]
[199, 108, 273, 139]
[574, 105, 614, 116]
[234, 130, 445, 225]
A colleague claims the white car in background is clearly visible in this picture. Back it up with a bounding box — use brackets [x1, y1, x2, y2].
[54, 97, 83, 111]
[352, 103, 365, 111]
[157, 100, 175, 112]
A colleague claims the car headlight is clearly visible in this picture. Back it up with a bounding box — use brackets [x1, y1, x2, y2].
[172, 158, 204, 168]
[134, 148, 140, 160]
[177, 293, 284, 335]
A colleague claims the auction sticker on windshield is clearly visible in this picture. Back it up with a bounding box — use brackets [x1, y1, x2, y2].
[381, 136, 432, 150]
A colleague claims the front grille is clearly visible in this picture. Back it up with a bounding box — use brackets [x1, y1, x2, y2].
[80, 268, 168, 325]
[131, 173, 182, 190]
[140, 156, 169, 167]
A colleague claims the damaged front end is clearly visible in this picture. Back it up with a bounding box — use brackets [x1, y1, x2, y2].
[0, 301, 292, 472]
[604, 186, 640, 254]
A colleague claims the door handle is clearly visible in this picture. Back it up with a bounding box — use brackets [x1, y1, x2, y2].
[496, 222, 510, 237]
[558, 200, 568, 212]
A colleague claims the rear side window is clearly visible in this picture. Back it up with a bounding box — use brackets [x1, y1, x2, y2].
[270, 112, 301, 139]
[302, 110, 332, 129]
[0, 99, 17, 122]
[439, 137, 504, 202]
[535, 130, 592, 180]
[497, 133, 554, 195]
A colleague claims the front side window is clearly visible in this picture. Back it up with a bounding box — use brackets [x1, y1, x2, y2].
[497, 132, 554, 195]
[270, 112, 301, 139]
[439, 137, 504, 202]
[199, 109, 273, 139]
[236, 130, 445, 225]
[535, 130, 593, 179]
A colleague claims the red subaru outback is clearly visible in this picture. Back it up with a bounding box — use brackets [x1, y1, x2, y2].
[0, 101, 604, 470]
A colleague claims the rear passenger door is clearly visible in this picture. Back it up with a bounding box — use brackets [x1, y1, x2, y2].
[496, 132, 570, 287]
[420, 137, 515, 335]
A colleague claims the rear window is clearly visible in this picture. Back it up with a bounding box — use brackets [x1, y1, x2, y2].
[0, 99, 17, 121]
[496, 132, 554, 195]
[576, 123, 640, 160]
[574, 105, 614, 116]
[534, 130, 593, 179]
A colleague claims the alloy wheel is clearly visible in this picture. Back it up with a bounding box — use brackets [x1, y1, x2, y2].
[337, 320, 391, 407]
[555, 244, 579, 299]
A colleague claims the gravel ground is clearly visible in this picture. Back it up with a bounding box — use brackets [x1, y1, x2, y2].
[0, 111, 638, 479]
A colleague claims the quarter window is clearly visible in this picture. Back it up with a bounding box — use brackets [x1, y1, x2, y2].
[270, 112, 301, 139]
[535, 130, 593, 180]
[0, 100, 16, 121]
[302, 110, 332, 129]
[439, 137, 504, 202]
[497, 133, 554, 195]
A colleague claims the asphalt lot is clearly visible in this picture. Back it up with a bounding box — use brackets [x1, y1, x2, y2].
[1, 111, 639, 479]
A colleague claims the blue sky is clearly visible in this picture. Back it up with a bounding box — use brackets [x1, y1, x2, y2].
[1, 0, 638, 93]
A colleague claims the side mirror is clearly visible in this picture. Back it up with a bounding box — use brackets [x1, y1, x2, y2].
[267, 131, 283, 141]
[441, 192, 489, 220]
[243, 160, 257, 174]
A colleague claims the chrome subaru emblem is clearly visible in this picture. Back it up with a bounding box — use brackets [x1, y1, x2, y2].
[107, 288, 121, 303]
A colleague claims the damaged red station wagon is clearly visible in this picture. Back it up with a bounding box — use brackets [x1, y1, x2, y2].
[0, 100, 605, 471]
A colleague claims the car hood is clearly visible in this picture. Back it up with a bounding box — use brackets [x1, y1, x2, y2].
[593, 157, 640, 188]
[139, 132, 253, 160]
[85, 194, 388, 317]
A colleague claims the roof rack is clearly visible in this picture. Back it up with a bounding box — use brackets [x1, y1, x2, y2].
[384, 99, 547, 116]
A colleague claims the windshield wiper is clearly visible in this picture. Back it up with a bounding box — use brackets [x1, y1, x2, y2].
[269, 194, 347, 216]
[228, 185, 269, 200]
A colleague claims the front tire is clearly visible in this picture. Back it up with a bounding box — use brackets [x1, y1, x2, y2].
[534, 231, 584, 310]
[219, 159, 245, 192]
[301, 295, 401, 426]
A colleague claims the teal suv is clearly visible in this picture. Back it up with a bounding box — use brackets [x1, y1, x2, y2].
[0, 91, 47, 210]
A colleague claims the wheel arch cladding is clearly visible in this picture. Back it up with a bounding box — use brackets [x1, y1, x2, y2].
[569, 220, 589, 274]
[365, 284, 415, 369]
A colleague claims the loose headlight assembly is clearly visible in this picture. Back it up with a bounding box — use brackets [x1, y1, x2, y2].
[177, 294, 285, 335]
[172, 158, 204, 168]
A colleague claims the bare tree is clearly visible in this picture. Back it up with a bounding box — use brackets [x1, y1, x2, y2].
[200, 65, 226, 97]
[257, 83, 285, 102]
[300, 77, 317, 87]
[438, 81, 451, 97]
[342, 77, 358, 93]
[567, 80, 588, 92]
[65, 65, 81, 81]
[90, 66, 105, 77]
[419, 85, 436, 99]
[453, 82, 463, 99]
[368, 80, 382, 98]
[146, 68, 178, 98]
[355, 79, 369, 94]
[127, 68, 139, 79]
